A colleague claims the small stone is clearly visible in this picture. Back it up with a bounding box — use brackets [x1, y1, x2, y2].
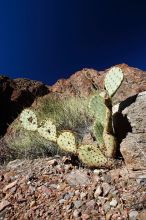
[103, 202, 111, 213]
[73, 200, 83, 209]
[47, 159, 58, 166]
[93, 169, 101, 175]
[59, 199, 66, 204]
[86, 200, 95, 210]
[129, 210, 139, 220]
[73, 209, 80, 218]
[80, 192, 87, 200]
[94, 185, 102, 198]
[102, 182, 111, 196]
[81, 213, 90, 220]
[75, 190, 80, 196]
[110, 198, 118, 207]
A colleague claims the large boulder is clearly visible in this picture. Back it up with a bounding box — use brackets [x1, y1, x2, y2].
[113, 91, 146, 170]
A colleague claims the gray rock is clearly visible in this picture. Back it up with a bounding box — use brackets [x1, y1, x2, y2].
[110, 198, 118, 207]
[103, 202, 111, 213]
[102, 182, 111, 196]
[73, 200, 83, 209]
[94, 185, 102, 198]
[129, 210, 138, 220]
[113, 91, 146, 170]
[65, 170, 90, 186]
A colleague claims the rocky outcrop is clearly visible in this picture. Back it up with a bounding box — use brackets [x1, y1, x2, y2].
[0, 76, 49, 136]
[51, 64, 146, 104]
[0, 64, 146, 167]
[113, 91, 146, 170]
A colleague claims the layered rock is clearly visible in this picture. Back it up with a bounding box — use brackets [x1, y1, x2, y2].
[0, 76, 49, 136]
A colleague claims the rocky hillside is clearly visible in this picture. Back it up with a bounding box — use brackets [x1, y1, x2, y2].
[0, 64, 146, 219]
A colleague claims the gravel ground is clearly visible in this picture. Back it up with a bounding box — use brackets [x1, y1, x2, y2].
[0, 156, 146, 220]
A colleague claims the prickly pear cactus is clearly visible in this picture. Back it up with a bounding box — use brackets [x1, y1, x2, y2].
[57, 131, 77, 153]
[37, 119, 57, 142]
[77, 144, 107, 167]
[104, 67, 124, 97]
[20, 109, 38, 131]
[89, 94, 116, 158]
[3, 67, 124, 168]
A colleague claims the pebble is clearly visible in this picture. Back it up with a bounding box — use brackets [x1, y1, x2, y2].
[102, 182, 111, 196]
[59, 199, 66, 204]
[73, 200, 83, 209]
[80, 192, 87, 200]
[129, 210, 139, 220]
[103, 202, 111, 213]
[81, 213, 90, 220]
[86, 200, 96, 209]
[93, 169, 101, 175]
[110, 198, 118, 207]
[73, 209, 80, 218]
[94, 185, 102, 198]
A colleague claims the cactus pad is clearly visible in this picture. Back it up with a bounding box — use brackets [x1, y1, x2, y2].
[57, 131, 76, 153]
[37, 119, 57, 142]
[92, 120, 104, 148]
[89, 94, 106, 125]
[103, 133, 116, 158]
[78, 144, 107, 167]
[20, 109, 38, 131]
[104, 67, 124, 97]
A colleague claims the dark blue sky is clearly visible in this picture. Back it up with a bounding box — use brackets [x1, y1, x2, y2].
[0, 0, 146, 85]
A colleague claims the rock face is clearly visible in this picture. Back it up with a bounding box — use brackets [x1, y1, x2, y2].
[51, 64, 146, 104]
[0, 76, 49, 136]
[114, 92, 146, 170]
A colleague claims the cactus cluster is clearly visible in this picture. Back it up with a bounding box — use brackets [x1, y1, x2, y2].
[88, 67, 124, 159]
[16, 66, 124, 168]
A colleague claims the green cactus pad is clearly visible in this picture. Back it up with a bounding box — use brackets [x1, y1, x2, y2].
[104, 67, 124, 97]
[78, 144, 107, 167]
[57, 131, 77, 153]
[37, 119, 57, 142]
[103, 133, 116, 158]
[92, 120, 104, 148]
[19, 109, 38, 131]
[89, 94, 106, 125]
